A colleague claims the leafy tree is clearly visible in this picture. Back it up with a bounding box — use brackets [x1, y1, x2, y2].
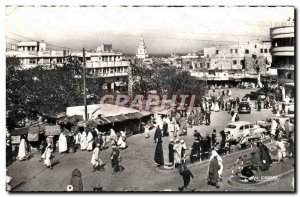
[6, 55, 86, 125]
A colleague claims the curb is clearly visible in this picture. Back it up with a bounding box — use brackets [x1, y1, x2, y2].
[227, 168, 294, 188]
[155, 140, 275, 173]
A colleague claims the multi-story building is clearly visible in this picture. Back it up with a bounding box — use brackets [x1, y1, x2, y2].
[270, 19, 295, 101]
[136, 37, 149, 59]
[84, 44, 129, 91]
[6, 41, 66, 69]
[190, 41, 273, 83]
[6, 42, 129, 91]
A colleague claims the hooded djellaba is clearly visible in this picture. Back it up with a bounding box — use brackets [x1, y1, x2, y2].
[207, 151, 220, 188]
[257, 142, 272, 171]
[70, 168, 83, 192]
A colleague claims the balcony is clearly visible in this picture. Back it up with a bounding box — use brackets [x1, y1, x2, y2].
[271, 46, 294, 56]
[270, 26, 294, 39]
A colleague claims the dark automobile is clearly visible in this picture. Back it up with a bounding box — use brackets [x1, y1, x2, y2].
[238, 101, 251, 114]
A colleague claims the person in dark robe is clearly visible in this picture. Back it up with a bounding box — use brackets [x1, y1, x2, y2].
[154, 125, 164, 166]
[70, 168, 83, 191]
[162, 121, 169, 137]
[190, 140, 200, 163]
[179, 165, 194, 190]
[211, 129, 217, 146]
[206, 111, 211, 125]
[257, 142, 272, 171]
[193, 130, 201, 141]
[168, 139, 174, 165]
[111, 144, 121, 173]
[250, 142, 262, 171]
[207, 154, 220, 188]
[240, 165, 255, 182]
[281, 103, 286, 113]
[220, 130, 226, 148]
[206, 134, 212, 151]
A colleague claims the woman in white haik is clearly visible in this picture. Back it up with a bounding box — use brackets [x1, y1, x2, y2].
[117, 131, 127, 149]
[42, 144, 53, 169]
[17, 136, 28, 161]
[58, 133, 68, 153]
[209, 150, 223, 181]
[144, 124, 150, 138]
[80, 131, 88, 150]
[91, 143, 102, 172]
[87, 130, 94, 151]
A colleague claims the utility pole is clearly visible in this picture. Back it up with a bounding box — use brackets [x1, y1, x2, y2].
[83, 48, 88, 121]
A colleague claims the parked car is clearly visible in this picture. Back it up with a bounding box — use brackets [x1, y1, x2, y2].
[224, 121, 267, 143]
[238, 101, 251, 114]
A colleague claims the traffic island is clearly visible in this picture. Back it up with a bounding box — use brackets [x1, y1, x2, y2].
[228, 158, 294, 189]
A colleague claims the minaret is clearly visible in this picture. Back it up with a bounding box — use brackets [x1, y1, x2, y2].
[136, 37, 149, 59]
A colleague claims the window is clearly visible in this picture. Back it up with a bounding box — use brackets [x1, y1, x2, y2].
[233, 60, 237, 65]
[245, 125, 250, 129]
[235, 49, 238, 53]
[239, 126, 244, 131]
[287, 73, 292, 79]
[216, 50, 219, 55]
[250, 124, 254, 128]
[207, 63, 210, 68]
[226, 125, 236, 129]
[245, 49, 249, 54]
[252, 54, 257, 59]
[255, 45, 257, 48]
[29, 59, 36, 64]
[269, 49, 271, 53]
[230, 49, 233, 53]
[260, 49, 263, 53]
[264, 49, 268, 53]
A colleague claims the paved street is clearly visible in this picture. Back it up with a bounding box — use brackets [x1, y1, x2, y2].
[7, 88, 294, 192]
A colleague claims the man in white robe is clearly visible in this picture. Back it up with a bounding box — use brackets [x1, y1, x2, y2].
[87, 131, 94, 151]
[173, 139, 182, 169]
[80, 132, 88, 150]
[17, 137, 28, 161]
[214, 102, 220, 112]
[110, 129, 117, 145]
[117, 135, 126, 149]
[58, 133, 68, 153]
[91, 144, 102, 171]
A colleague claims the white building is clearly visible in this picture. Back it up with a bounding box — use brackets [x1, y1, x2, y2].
[136, 37, 149, 59]
[270, 18, 295, 101]
[6, 42, 129, 91]
[6, 41, 66, 69]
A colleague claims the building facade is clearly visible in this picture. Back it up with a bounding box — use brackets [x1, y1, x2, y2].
[136, 37, 149, 59]
[6, 42, 129, 91]
[6, 41, 66, 69]
[190, 41, 273, 82]
[270, 19, 295, 101]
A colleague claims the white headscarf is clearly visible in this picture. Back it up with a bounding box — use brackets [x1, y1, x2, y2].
[210, 150, 222, 162]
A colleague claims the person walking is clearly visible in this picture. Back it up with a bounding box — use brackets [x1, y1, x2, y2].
[91, 144, 103, 172]
[111, 144, 121, 174]
[207, 152, 220, 188]
[42, 144, 53, 169]
[179, 165, 194, 191]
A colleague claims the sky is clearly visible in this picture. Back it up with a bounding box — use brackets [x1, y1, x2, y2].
[5, 6, 294, 54]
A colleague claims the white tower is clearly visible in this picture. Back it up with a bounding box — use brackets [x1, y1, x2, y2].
[136, 37, 149, 59]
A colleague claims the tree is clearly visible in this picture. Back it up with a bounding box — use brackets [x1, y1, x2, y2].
[131, 60, 206, 106]
[6, 55, 85, 125]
